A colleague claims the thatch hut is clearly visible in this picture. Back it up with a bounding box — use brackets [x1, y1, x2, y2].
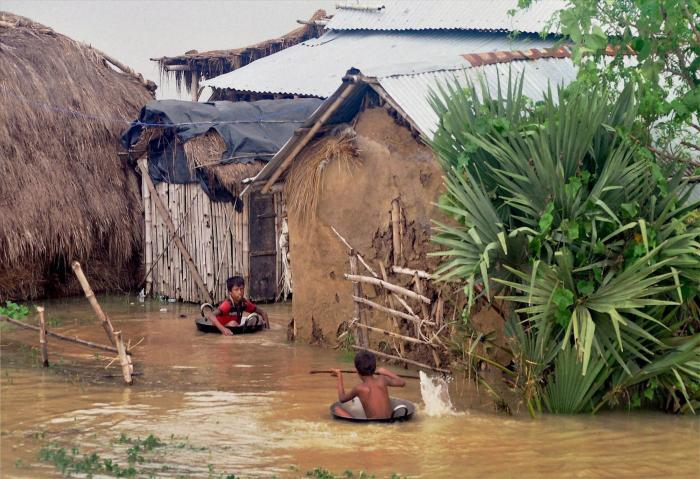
[151, 9, 328, 101]
[0, 12, 155, 301]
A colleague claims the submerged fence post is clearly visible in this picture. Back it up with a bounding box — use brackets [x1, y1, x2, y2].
[115, 331, 133, 385]
[37, 306, 49, 367]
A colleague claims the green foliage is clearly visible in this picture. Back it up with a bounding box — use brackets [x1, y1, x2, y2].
[0, 301, 29, 320]
[521, 0, 699, 156]
[430, 74, 700, 415]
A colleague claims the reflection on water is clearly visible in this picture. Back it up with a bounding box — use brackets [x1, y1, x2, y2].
[1, 296, 699, 478]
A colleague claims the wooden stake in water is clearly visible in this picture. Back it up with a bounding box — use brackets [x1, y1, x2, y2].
[37, 306, 49, 367]
[115, 331, 133, 386]
[71, 261, 118, 347]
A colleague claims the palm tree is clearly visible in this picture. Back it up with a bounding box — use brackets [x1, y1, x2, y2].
[429, 74, 700, 414]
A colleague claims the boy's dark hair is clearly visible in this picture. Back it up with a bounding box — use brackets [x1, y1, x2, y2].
[354, 350, 376, 376]
[226, 276, 245, 291]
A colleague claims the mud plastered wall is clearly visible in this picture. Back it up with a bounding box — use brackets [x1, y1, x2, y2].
[288, 107, 446, 344]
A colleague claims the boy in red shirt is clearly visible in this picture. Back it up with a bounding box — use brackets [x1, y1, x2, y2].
[204, 276, 270, 335]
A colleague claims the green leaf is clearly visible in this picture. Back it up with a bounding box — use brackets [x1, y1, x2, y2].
[577, 280, 595, 296]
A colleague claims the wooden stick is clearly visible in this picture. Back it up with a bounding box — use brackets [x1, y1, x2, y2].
[1, 315, 119, 353]
[142, 172, 153, 295]
[349, 250, 368, 347]
[115, 331, 133, 385]
[392, 266, 431, 280]
[37, 307, 49, 367]
[71, 261, 118, 347]
[393, 294, 417, 317]
[351, 295, 432, 325]
[354, 322, 436, 346]
[391, 199, 402, 266]
[331, 226, 378, 278]
[344, 274, 431, 304]
[309, 369, 420, 380]
[138, 158, 213, 303]
[351, 345, 450, 374]
[379, 261, 404, 357]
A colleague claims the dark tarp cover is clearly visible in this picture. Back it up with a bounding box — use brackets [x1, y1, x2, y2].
[121, 98, 322, 203]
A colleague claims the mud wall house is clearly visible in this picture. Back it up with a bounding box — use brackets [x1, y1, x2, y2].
[0, 12, 155, 301]
[151, 9, 328, 102]
[242, 52, 578, 346]
[121, 98, 322, 303]
[196, 1, 573, 346]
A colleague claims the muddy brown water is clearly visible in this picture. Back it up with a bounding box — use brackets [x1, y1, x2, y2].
[1, 296, 699, 478]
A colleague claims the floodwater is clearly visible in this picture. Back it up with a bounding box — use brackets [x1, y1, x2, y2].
[1, 296, 699, 478]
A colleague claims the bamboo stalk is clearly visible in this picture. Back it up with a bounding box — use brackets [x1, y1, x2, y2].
[392, 266, 431, 280]
[330, 226, 378, 278]
[115, 331, 133, 385]
[344, 274, 430, 304]
[354, 322, 436, 346]
[351, 295, 429, 325]
[1, 315, 119, 353]
[309, 369, 420, 380]
[138, 159, 213, 303]
[142, 169, 153, 295]
[351, 346, 450, 374]
[37, 306, 49, 367]
[391, 198, 402, 266]
[349, 250, 368, 347]
[71, 261, 118, 346]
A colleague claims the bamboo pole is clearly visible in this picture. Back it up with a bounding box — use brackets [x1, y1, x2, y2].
[142, 169, 153, 295]
[351, 345, 450, 374]
[115, 331, 133, 385]
[412, 273, 440, 367]
[37, 306, 49, 367]
[138, 158, 213, 303]
[71, 261, 118, 347]
[391, 198, 402, 266]
[349, 250, 368, 347]
[261, 82, 358, 193]
[1, 316, 119, 353]
[344, 274, 430, 304]
[392, 266, 431, 280]
[354, 322, 436, 346]
[351, 295, 429, 325]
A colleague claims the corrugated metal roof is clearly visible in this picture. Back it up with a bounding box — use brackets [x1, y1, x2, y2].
[202, 30, 556, 98]
[248, 56, 577, 187]
[379, 57, 577, 137]
[327, 1, 565, 33]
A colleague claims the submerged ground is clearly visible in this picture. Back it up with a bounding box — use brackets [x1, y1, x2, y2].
[1, 296, 699, 478]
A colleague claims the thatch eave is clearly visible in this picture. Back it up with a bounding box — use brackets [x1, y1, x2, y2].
[151, 9, 328, 94]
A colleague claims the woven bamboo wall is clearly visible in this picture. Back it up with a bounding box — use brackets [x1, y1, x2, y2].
[143, 181, 249, 303]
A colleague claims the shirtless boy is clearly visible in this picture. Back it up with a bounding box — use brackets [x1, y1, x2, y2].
[331, 350, 406, 419]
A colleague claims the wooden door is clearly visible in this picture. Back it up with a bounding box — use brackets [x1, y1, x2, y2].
[248, 192, 277, 301]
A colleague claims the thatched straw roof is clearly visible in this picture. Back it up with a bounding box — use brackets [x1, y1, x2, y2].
[152, 10, 328, 94]
[0, 12, 155, 300]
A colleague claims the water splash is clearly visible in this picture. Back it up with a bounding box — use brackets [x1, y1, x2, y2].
[419, 371, 456, 416]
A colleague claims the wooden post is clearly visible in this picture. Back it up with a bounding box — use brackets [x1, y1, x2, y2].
[379, 261, 404, 357]
[37, 306, 49, 367]
[115, 331, 133, 385]
[191, 70, 200, 102]
[349, 250, 368, 347]
[391, 198, 402, 267]
[71, 261, 118, 347]
[138, 158, 213, 303]
[413, 273, 440, 367]
[142, 167, 153, 295]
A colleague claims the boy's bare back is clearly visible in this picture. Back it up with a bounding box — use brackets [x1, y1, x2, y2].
[332, 351, 406, 419]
